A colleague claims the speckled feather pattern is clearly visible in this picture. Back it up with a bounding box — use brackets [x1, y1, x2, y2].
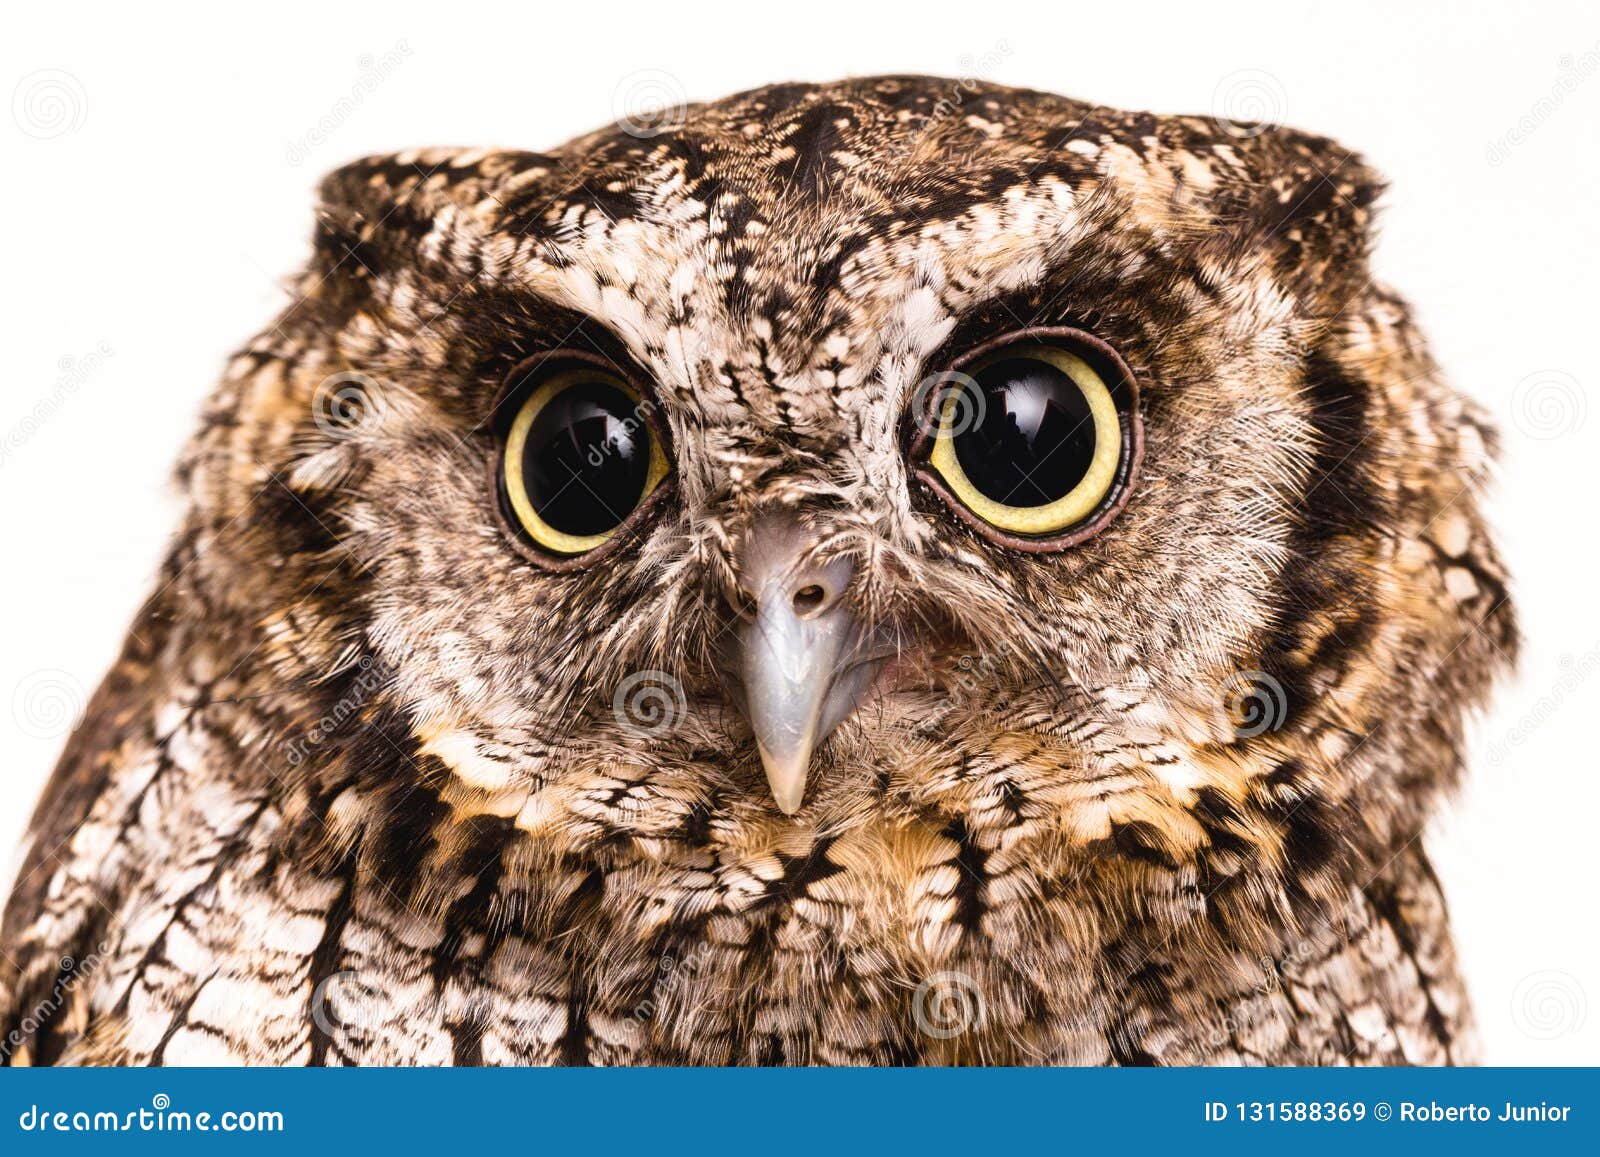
[2, 76, 1514, 1066]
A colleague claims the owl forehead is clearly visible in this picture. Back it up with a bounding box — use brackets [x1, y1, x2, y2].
[498, 145, 1094, 440]
[579, 201, 1074, 429]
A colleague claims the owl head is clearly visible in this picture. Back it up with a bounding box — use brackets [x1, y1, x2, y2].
[186, 77, 1512, 917]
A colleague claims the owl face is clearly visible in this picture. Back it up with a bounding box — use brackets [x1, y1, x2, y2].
[222, 77, 1503, 885]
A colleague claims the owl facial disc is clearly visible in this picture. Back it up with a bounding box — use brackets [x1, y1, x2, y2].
[731, 517, 877, 814]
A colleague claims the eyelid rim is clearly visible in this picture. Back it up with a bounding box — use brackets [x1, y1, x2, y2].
[488, 348, 676, 573]
[906, 325, 1145, 553]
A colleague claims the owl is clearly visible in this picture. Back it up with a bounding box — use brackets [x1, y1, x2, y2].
[2, 76, 1514, 1066]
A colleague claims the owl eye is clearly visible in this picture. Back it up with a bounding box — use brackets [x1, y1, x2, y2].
[497, 358, 670, 559]
[912, 329, 1141, 549]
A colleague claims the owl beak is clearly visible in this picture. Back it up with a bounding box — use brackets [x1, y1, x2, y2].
[731, 519, 874, 815]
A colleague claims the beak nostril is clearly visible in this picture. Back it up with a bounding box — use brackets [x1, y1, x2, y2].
[729, 514, 864, 814]
[792, 584, 828, 617]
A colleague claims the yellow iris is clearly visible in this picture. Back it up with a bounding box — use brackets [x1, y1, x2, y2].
[502, 369, 668, 556]
[928, 344, 1121, 536]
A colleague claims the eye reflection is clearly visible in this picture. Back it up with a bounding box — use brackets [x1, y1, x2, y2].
[924, 340, 1128, 540]
[952, 355, 1099, 509]
[521, 379, 653, 538]
[500, 367, 668, 557]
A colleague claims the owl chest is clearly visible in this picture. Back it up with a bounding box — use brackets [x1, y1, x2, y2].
[428, 824, 1124, 1065]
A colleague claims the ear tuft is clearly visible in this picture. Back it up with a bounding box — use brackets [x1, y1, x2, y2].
[1216, 127, 1387, 315]
[310, 149, 548, 281]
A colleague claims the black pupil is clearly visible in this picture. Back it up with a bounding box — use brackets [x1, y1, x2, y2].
[950, 355, 1101, 507]
[520, 379, 651, 537]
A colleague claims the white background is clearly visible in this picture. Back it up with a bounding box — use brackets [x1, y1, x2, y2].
[3, 0, 1596, 1064]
